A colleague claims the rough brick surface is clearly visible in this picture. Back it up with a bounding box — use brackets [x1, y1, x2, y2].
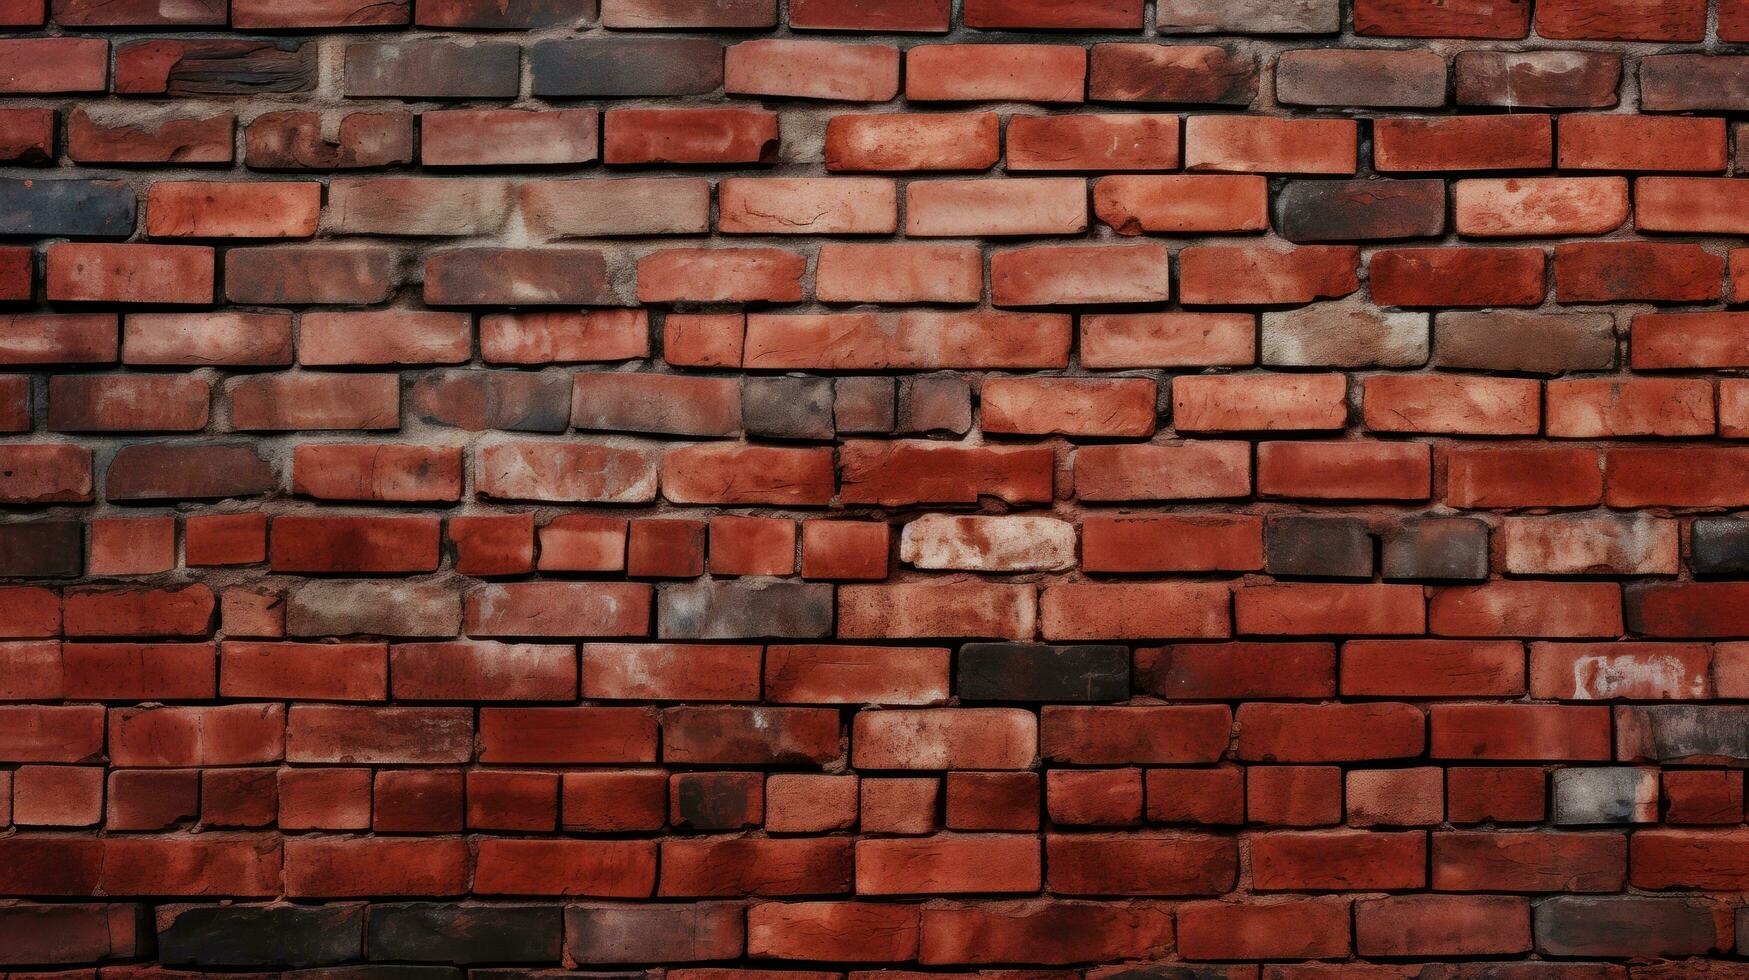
[0, 1, 1742, 972]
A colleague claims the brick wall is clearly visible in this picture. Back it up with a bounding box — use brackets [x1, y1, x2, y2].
[1, 0, 1747, 971]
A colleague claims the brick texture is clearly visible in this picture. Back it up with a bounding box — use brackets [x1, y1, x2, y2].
[0, 0, 1745, 972]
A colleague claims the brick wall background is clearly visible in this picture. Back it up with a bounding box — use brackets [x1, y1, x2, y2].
[3, 0, 1749, 972]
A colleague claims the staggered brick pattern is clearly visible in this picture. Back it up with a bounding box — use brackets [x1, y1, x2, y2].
[16, 0, 1749, 972]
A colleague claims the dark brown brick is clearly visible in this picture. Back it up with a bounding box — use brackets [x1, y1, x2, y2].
[1276, 49, 1447, 108]
[1456, 50, 1620, 108]
[0, 522, 81, 578]
[105, 443, 278, 501]
[1088, 43, 1256, 105]
[1275, 179, 1445, 242]
[115, 39, 317, 97]
[531, 38, 724, 97]
[1642, 55, 1749, 113]
[344, 41, 520, 99]
[424, 249, 618, 307]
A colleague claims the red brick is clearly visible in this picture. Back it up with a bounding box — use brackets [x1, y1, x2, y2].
[1356, 0, 1529, 37]
[146, 180, 319, 238]
[605, 107, 775, 165]
[1236, 702, 1425, 762]
[109, 703, 283, 767]
[726, 39, 898, 101]
[1453, 176, 1627, 237]
[584, 643, 761, 702]
[1537, 0, 1704, 40]
[45, 244, 214, 305]
[1371, 247, 1546, 307]
[1075, 440, 1250, 501]
[1374, 114, 1552, 172]
[907, 177, 1086, 237]
[856, 835, 1039, 895]
[826, 112, 999, 172]
[838, 581, 1036, 640]
[423, 108, 597, 166]
[1177, 897, 1352, 960]
[219, 641, 387, 701]
[269, 515, 439, 574]
[481, 706, 656, 764]
[1561, 116, 1726, 172]
[720, 177, 896, 234]
[88, 518, 175, 576]
[1180, 244, 1359, 306]
[1095, 174, 1266, 234]
[1248, 765, 1341, 826]
[1555, 241, 1722, 303]
[1430, 581, 1622, 637]
[0, 107, 55, 164]
[745, 311, 1070, 370]
[1444, 445, 1602, 508]
[907, 44, 1085, 103]
[1545, 378, 1714, 439]
[284, 837, 468, 897]
[1363, 374, 1539, 436]
[992, 243, 1172, 306]
[1008, 114, 1179, 171]
[1342, 640, 1526, 698]
[0, 38, 107, 93]
[1185, 115, 1357, 174]
[1173, 372, 1347, 431]
[788, 0, 947, 30]
[292, 444, 462, 503]
[1430, 704, 1612, 760]
[1447, 768, 1546, 825]
[638, 247, 805, 303]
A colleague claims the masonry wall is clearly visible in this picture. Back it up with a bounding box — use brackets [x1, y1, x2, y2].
[3, 0, 1749, 972]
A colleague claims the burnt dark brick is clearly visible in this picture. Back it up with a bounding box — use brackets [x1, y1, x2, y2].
[225, 246, 396, 306]
[1642, 55, 1749, 112]
[530, 38, 725, 97]
[0, 521, 81, 578]
[743, 376, 835, 440]
[423, 249, 619, 307]
[366, 904, 562, 963]
[345, 41, 521, 99]
[115, 39, 318, 97]
[1275, 179, 1445, 242]
[1432, 311, 1616, 376]
[411, 370, 572, 433]
[672, 770, 763, 829]
[1690, 517, 1749, 575]
[1617, 705, 1749, 764]
[1535, 896, 1726, 958]
[1381, 517, 1489, 581]
[158, 904, 363, 968]
[418, 0, 598, 27]
[1455, 49, 1621, 108]
[0, 178, 135, 238]
[105, 442, 278, 501]
[1265, 515, 1373, 578]
[958, 642, 1130, 702]
[657, 579, 833, 639]
[1089, 42, 1257, 105]
[899, 373, 973, 435]
[835, 376, 897, 433]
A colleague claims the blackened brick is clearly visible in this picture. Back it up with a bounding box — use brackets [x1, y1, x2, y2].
[158, 904, 363, 968]
[0, 179, 134, 238]
[115, 39, 317, 96]
[531, 38, 724, 97]
[958, 643, 1130, 702]
[744, 377, 835, 440]
[0, 522, 81, 578]
[345, 41, 521, 99]
[1381, 517, 1489, 581]
[1275, 179, 1445, 242]
[1265, 515, 1373, 579]
[367, 904, 563, 963]
[1690, 518, 1749, 575]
